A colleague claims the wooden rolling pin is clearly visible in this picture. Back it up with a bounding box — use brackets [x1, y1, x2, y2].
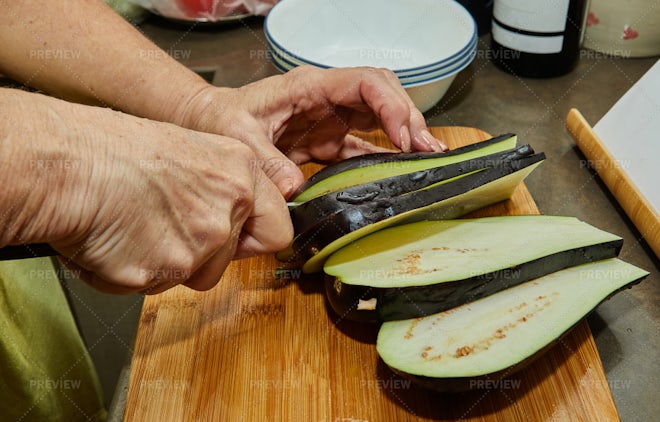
[566, 108, 659, 258]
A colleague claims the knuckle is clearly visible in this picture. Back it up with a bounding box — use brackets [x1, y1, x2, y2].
[137, 248, 197, 291]
[223, 147, 257, 208]
[228, 140, 258, 164]
[378, 67, 397, 79]
[289, 64, 314, 76]
[231, 179, 255, 219]
[168, 249, 196, 280]
[262, 157, 294, 179]
[207, 220, 233, 250]
[130, 267, 155, 290]
[273, 226, 294, 251]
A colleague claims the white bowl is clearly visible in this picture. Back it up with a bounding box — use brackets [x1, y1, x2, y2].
[266, 31, 478, 82]
[265, 31, 478, 79]
[403, 74, 457, 113]
[401, 49, 475, 113]
[269, 45, 475, 113]
[264, 0, 476, 73]
[265, 0, 477, 112]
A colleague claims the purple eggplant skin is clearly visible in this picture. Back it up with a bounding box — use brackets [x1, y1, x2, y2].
[290, 133, 516, 199]
[290, 145, 535, 236]
[286, 153, 545, 267]
[324, 238, 623, 322]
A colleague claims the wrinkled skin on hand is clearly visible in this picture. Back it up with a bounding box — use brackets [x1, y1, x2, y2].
[180, 65, 447, 197]
[4, 92, 292, 295]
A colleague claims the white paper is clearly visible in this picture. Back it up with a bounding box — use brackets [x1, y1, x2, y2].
[593, 59, 660, 215]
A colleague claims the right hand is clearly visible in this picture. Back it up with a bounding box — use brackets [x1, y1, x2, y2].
[9, 93, 292, 295]
[178, 66, 447, 198]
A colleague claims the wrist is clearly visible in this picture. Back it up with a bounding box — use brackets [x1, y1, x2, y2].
[174, 85, 235, 133]
[0, 89, 96, 247]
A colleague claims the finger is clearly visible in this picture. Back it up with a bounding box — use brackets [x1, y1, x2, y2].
[328, 69, 447, 151]
[285, 66, 413, 151]
[412, 128, 448, 152]
[169, 219, 243, 292]
[296, 134, 345, 163]
[84, 272, 141, 294]
[336, 133, 397, 160]
[376, 69, 447, 152]
[240, 127, 305, 198]
[348, 69, 411, 152]
[406, 104, 448, 152]
[180, 244, 235, 291]
[57, 257, 140, 294]
[235, 170, 293, 258]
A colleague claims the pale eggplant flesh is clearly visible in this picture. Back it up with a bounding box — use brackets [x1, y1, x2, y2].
[323, 216, 624, 321]
[292, 133, 517, 202]
[376, 258, 649, 392]
[288, 153, 545, 273]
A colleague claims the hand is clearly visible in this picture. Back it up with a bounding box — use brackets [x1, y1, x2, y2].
[2, 90, 292, 295]
[179, 65, 447, 197]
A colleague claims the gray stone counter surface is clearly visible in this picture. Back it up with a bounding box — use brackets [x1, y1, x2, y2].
[112, 15, 657, 422]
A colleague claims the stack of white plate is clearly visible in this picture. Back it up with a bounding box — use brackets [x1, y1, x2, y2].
[265, 0, 477, 112]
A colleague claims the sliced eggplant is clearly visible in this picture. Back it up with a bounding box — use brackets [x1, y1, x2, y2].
[376, 258, 649, 392]
[291, 153, 545, 273]
[324, 216, 623, 321]
[290, 145, 535, 236]
[292, 133, 517, 202]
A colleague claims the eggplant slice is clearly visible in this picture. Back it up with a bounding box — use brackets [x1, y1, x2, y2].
[324, 216, 623, 321]
[292, 133, 517, 202]
[290, 145, 535, 236]
[287, 152, 545, 273]
[376, 258, 649, 392]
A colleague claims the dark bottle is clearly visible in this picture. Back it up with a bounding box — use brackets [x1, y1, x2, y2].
[490, 0, 590, 78]
[456, 0, 494, 36]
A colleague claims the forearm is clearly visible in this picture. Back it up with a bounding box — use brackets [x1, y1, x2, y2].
[0, 0, 207, 124]
[0, 88, 96, 246]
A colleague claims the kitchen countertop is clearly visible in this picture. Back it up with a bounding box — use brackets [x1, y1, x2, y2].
[113, 15, 658, 421]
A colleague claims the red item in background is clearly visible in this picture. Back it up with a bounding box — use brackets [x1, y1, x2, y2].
[623, 26, 640, 40]
[176, 0, 246, 18]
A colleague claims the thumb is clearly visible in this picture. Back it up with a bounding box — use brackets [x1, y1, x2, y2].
[245, 132, 305, 199]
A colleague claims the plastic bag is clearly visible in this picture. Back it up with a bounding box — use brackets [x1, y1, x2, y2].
[129, 0, 279, 21]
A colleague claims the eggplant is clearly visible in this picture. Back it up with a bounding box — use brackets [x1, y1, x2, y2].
[292, 133, 517, 202]
[289, 152, 545, 273]
[376, 258, 649, 392]
[323, 216, 624, 321]
[290, 144, 535, 236]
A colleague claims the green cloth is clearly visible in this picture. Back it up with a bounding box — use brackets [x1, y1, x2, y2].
[104, 0, 150, 24]
[0, 258, 107, 421]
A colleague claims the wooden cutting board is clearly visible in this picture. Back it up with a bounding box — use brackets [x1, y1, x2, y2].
[124, 127, 619, 421]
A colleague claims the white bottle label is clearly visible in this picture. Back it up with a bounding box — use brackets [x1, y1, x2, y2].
[493, 0, 571, 54]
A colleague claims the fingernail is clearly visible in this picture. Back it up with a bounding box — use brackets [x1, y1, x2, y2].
[422, 129, 448, 152]
[278, 178, 295, 199]
[415, 130, 436, 151]
[400, 126, 411, 152]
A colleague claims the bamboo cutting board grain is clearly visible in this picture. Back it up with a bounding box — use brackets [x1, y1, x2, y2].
[566, 108, 660, 259]
[124, 127, 620, 421]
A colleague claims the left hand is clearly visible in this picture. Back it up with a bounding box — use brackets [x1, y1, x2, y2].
[179, 65, 447, 197]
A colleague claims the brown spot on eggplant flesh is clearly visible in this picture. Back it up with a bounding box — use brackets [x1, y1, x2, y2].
[377, 260, 649, 392]
[454, 346, 474, 358]
[324, 239, 623, 322]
